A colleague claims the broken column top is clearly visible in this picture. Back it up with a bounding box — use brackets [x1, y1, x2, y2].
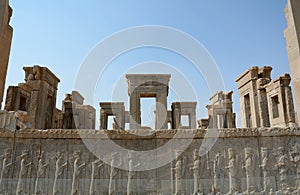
[126, 74, 171, 95]
[209, 91, 233, 104]
[71, 91, 84, 105]
[126, 74, 171, 86]
[99, 102, 125, 109]
[235, 66, 272, 89]
[266, 73, 291, 88]
[171, 102, 197, 109]
[23, 65, 60, 88]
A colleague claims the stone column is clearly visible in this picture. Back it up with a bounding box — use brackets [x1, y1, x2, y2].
[257, 88, 270, 127]
[284, 83, 296, 126]
[129, 91, 141, 129]
[284, 0, 300, 124]
[0, 0, 13, 108]
[100, 109, 107, 130]
[156, 91, 168, 129]
[171, 103, 181, 129]
[190, 108, 196, 129]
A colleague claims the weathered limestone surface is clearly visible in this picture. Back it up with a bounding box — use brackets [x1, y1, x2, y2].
[285, 0, 300, 124]
[0, 0, 13, 108]
[0, 128, 298, 194]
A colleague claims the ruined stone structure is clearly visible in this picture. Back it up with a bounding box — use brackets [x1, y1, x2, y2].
[100, 74, 198, 130]
[100, 102, 125, 130]
[126, 74, 170, 130]
[171, 102, 197, 129]
[0, 1, 300, 195]
[284, 0, 300, 124]
[236, 66, 297, 128]
[61, 91, 96, 129]
[5, 65, 60, 129]
[0, 0, 13, 108]
[199, 91, 236, 129]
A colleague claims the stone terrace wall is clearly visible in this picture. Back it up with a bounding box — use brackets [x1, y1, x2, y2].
[0, 128, 299, 194]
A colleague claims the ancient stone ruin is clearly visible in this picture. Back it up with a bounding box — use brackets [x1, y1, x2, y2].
[236, 66, 297, 128]
[0, 0, 300, 195]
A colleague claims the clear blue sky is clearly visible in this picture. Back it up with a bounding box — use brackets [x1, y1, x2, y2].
[6, 0, 291, 128]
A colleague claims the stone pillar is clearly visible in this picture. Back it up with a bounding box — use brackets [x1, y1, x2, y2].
[62, 100, 75, 129]
[171, 102, 181, 129]
[156, 91, 168, 129]
[284, 0, 300, 124]
[285, 84, 296, 125]
[190, 106, 197, 129]
[129, 91, 141, 130]
[0, 0, 13, 108]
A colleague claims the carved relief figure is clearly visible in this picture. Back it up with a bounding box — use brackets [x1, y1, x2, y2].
[16, 150, 32, 195]
[259, 147, 274, 193]
[213, 152, 225, 194]
[108, 152, 122, 195]
[127, 152, 140, 195]
[242, 148, 256, 193]
[190, 149, 200, 195]
[225, 148, 238, 194]
[172, 150, 185, 195]
[53, 151, 67, 195]
[34, 151, 48, 194]
[289, 145, 300, 192]
[71, 150, 85, 195]
[275, 147, 291, 191]
[89, 158, 104, 195]
[0, 149, 13, 192]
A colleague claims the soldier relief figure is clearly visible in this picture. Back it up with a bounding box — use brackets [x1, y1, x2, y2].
[275, 147, 291, 192]
[89, 158, 104, 195]
[242, 148, 257, 193]
[172, 150, 185, 195]
[0, 149, 13, 193]
[213, 152, 225, 194]
[190, 149, 201, 195]
[225, 148, 238, 195]
[71, 150, 86, 195]
[16, 150, 32, 195]
[34, 150, 48, 195]
[259, 147, 274, 193]
[52, 151, 67, 195]
[289, 145, 300, 192]
[108, 152, 122, 195]
[127, 152, 140, 195]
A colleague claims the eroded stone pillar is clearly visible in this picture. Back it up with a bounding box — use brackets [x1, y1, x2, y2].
[156, 91, 168, 129]
[0, 0, 13, 108]
[129, 91, 141, 130]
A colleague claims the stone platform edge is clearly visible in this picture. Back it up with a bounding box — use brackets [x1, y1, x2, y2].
[0, 127, 299, 139]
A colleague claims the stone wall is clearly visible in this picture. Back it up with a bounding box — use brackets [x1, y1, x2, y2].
[0, 128, 299, 194]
